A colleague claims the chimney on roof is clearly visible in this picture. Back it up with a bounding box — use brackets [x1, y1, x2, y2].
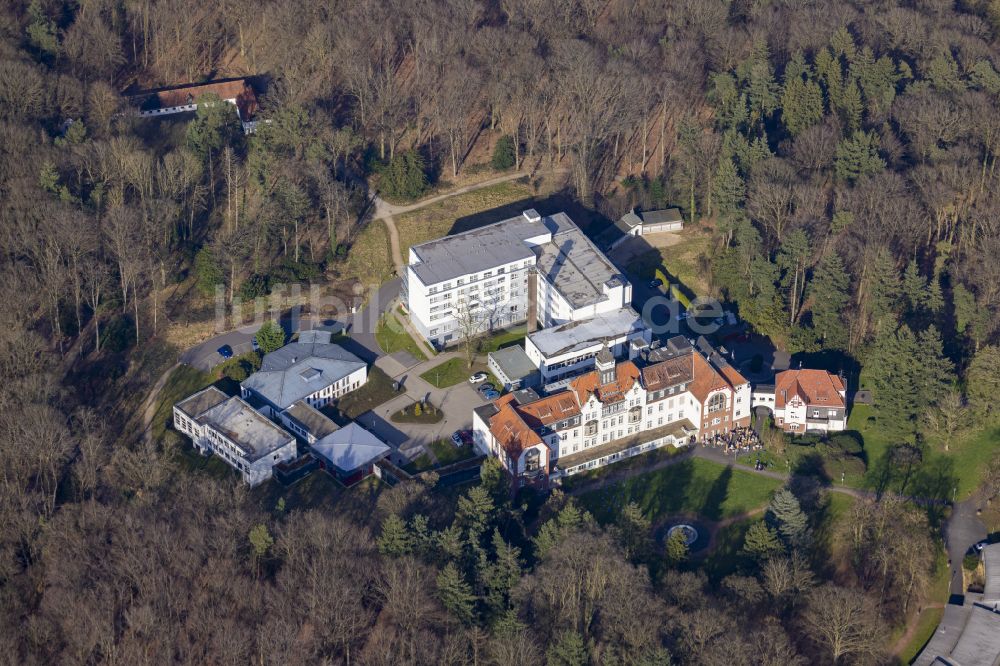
[523, 209, 542, 223]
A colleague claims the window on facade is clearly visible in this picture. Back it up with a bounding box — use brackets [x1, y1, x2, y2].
[707, 393, 726, 413]
[524, 448, 541, 472]
[585, 420, 598, 436]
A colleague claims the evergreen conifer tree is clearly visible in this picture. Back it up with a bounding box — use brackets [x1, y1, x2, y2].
[436, 563, 477, 625]
[377, 513, 412, 557]
[808, 251, 850, 349]
[767, 489, 810, 549]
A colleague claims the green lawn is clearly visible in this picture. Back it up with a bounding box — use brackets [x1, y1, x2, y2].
[326, 366, 398, 421]
[375, 313, 428, 361]
[478, 325, 527, 353]
[577, 458, 782, 525]
[403, 453, 435, 475]
[561, 446, 686, 490]
[897, 607, 944, 665]
[394, 180, 537, 258]
[428, 439, 478, 466]
[151, 365, 224, 443]
[628, 230, 713, 297]
[848, 405, 999, 499]
[251, 471, 346, 512]
[172, 433, 240, 482]
[700, 518, 755, 583]
[420, 357, 472, 388]
[336, 220, 394, 288]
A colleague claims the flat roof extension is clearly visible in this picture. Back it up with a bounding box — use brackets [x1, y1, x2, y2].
[528, 306, 646, 358]
[197, 396, 294, 461]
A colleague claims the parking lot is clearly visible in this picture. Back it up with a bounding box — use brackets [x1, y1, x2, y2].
[357, 351, 495, 465]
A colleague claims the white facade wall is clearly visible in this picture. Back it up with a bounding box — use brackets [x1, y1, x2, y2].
[137, 96, 239, 118]
[172, 406, 296, 486]
[407, 256, 534, 346]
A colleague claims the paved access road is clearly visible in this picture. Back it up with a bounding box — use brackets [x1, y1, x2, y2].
[180, 278, 401, 371]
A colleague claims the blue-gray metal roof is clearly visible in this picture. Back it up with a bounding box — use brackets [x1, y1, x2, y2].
[243, 342, 365, 410]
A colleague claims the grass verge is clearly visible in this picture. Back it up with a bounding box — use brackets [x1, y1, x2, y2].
[327, 366, 399, 422]
[429, 439, 478, 466]
[376, 313, 428, 361]
[394, 180, 536, 257]
[420, 357, 473, 388]
[404, 453, 435, 475]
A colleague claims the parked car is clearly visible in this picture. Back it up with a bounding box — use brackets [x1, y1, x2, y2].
[483, 389, 501, 400]
[648, 278, 663, 289]
[477, 382, 496, 394]
[452, 430, 473, 446]
[469, 372, 488, 384]
[217, 344, 234, 359]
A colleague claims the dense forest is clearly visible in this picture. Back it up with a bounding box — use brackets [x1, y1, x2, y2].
[2, 0, 1000, 663]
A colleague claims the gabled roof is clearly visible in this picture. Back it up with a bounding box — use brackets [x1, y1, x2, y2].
[242, 342, 365, 410]
[311, 423, 390, 472]
[128, 78, 259, 119]
[487, 395, 544, 462]
[569, 361, 641, 405]
[639, 208, 683, 225]
[688, 353, 739, 404]
[773, 369, 846, 409]
[641, 353, 694, 393]
[516, 393, 581, 429]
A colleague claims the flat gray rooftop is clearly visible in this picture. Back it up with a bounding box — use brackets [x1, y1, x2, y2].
[950, 603, 1000, 665]
[175, 386, 229, 418]
[282, 400, 339, 439]
[528, 307, 646, 357]
[534, 212, 624, 308]
[984, 543, 1000, 604]
[197, 396, 293, 461]
[409, 215, 546, 285]
[489, 345, 537, 380]
[407, 211, 628, 309]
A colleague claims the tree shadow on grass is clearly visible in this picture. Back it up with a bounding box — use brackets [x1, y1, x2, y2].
[700, 465, 732, 522]
[865, 443, 956, 528]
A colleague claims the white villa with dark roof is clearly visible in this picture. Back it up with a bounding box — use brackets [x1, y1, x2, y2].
[240, 330, 367, 417]
[173, 387, 297, 486]
[404, 209, 632, 348]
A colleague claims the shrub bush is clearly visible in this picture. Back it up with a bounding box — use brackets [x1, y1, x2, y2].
[380, 149, 429, 201]
[239, 274, 270, 299]
[964, 553, 981, 572]
[492, 135, 516, 170]
[101, 315, 135, 353]
[195, 247, 223, 296]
